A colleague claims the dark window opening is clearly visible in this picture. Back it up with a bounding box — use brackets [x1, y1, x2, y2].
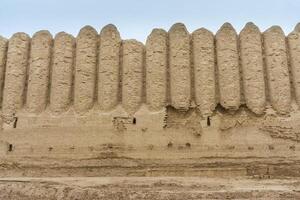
[186, 143, 191, 148]
[13, 117, 18, 128]
[8, 144, 13, 152]
[133, 118, 136, 124]
[207, 117, 211, 126]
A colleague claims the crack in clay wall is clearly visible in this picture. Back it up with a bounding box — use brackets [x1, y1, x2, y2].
[0, 22, 299, 128]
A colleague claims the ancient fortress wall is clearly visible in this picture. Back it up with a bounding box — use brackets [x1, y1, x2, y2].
[0, 22, 300, 128]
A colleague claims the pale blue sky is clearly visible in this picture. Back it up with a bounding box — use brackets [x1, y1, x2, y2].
[0, 0, 300, 42]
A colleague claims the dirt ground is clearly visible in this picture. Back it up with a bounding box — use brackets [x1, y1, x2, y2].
[0, 177, 299, 199]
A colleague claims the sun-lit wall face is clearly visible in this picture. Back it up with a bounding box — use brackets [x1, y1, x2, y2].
[0, 22, 299, 129]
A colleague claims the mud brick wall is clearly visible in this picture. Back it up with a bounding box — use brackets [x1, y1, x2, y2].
[0, 22, 299, 127]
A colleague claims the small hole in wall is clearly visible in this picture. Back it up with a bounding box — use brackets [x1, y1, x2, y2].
[167, 142, 173, 148]
[248, 146, 254, 150]
[186, 143, 191, 148]
[207, 117, 211, 126]
[268, 145, 274, 150]
[133, 118, 136, 124]
[13, 117, 18, 128]
[290, 145, 296, 151]
[8, 144, 13, 152]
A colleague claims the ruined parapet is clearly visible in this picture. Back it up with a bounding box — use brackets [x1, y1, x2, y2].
[263, 26, 291, 114]
[98, 24, 121, 111]
[168, 23, 191, 110]
[1, 23, 300, 129]
[2, 33, 30, 126]
[26, 31, 52, 113]
[50, 32, 75, 114]
[74, 26, 98, 114]
[121, 40, 144, 115]
[239, 23, 266, 115]
[145, 29, 168, 111]
[192, 28, 216, 116]
[216, 23, 240, 111]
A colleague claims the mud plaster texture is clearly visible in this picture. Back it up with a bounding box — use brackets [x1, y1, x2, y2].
[98, 24, 121, 111]
[50, 32, 75, 114]
[192, 28, 216, 116]
[146, 29, 168, 111]
[216, 23, 241, 110]
[0, 22, 300, 199]
[26, 31, 52, 114]
[2, 33, 30, 126]
[74, 26, 98, 114]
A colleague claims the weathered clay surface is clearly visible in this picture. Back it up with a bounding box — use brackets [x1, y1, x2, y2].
[216, 23, 240, 111]
[2, 33, 30, 126]
[0, 23, 300, 199]
[0, 23, 298, 121]
[288, 27, 300, 106]
[26, 31, 52, 114]
[263, 26, 291, 114]
[98, 24, 121, 111]
[146, 29, 168, 111]
[50, 32, 75, 114]
[0, 36, 7, 108]
[239, 23, 266, 115]
[74, 26, 98, 114]
[169, 23, 191, 110]
[122, 40, 144, 115]
[192, 28, 216, 116]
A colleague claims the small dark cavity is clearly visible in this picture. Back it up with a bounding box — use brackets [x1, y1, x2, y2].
[13, 117, 18, 128]
[207, 117, 211, 126]
[8, 144, 13, 152]
[290, 145, 296, 151]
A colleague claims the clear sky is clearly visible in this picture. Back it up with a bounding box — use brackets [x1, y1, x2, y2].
[0, 0, 299, 42]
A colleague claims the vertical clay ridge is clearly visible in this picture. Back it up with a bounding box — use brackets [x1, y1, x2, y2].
[263, 26, 291, 114]
[74, 26, 98, 114]
[121, 39, 144, 115]
[2, 33, 30, 119]
[146, 28, 168, 111]
[50, 32, 75, 114]
[239, 22, 266, 114]
[168, 23, 191, 111]
[216, 23, 241, 111]
[26, 30, 53, 114]
[98, 24, 121, 111]
[288, 25, 300, 106]
[192, 28, 216, 116]
[0, 36, 8, 108]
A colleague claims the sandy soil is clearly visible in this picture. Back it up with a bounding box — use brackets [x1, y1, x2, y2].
[0, 177, 299, 199]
